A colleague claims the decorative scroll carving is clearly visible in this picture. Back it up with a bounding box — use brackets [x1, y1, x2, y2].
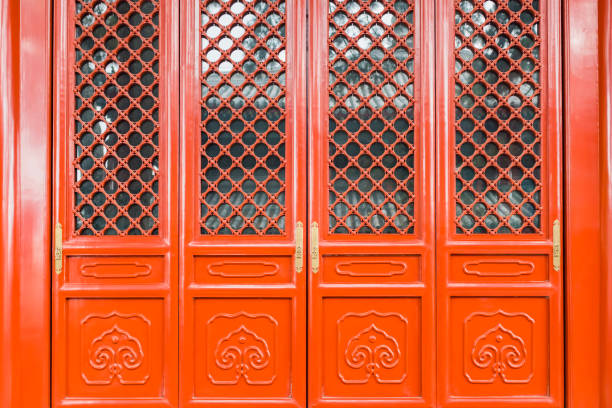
[88, 326, 145, 384]
[81, 312, 150, 385]
[207, 312, 277, 385]
[464, 310, 534, 384]
[337, 311, 408, 384]
[344, 324, 401, 383]
[214, 325, 272, 384]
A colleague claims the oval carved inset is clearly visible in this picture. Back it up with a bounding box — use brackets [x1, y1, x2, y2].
[80, 262, 152, 278]
[464, 310, 534, 384]
[336, 261, 407, 277]
[207, 261, 280, 278]
[462, 260, 535, 277]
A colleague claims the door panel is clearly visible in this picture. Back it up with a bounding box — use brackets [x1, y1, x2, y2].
[53, 0, 179, 406]
[180, 0, 307, 405]
[436, 0, 563, 406]
[308, 0, 435, 405]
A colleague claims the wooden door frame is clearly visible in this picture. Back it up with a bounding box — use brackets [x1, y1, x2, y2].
[0, 0, 609, 406]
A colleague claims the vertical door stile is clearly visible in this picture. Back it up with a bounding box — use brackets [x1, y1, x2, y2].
[180, 0, 307, 405]
[52, 0, 180, 406]
[435, 0, 564, 406]
[308, 0, 436, 405]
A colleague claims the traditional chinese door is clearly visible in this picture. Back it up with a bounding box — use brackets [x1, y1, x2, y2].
[52, 0, 180, 406]
[52, 0, 563, 407]
[308, 0, 563, 406]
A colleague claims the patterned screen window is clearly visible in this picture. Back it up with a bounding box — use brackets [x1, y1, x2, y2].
[454, 0, 542, 234]
[200, 0, 287, 236]
[328, 0, 416, 235]
[73, 0, 160, 236]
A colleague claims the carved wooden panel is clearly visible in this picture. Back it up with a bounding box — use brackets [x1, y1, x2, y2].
[65, 299, 165, 398]
[193, 298, 292, 398]
[448, 297, 549, 397]
[321, 298, 421, 398]
[193, 255, 292, 284]
[449, 254, 548, 283]
[66, 255, 165, 284]
[321, 254, 421, 284]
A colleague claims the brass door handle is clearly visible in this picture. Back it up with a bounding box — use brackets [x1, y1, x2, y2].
[54, 223, 63, 275]
[553, 219, 560, 271]
[295, 221, 304, 273]
[311, 222, 319, 274]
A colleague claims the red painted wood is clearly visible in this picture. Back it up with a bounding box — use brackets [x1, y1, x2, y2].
[52, 0, 179, 406]
[564, 0, 603, 406]
[600, 0, 612, 404]
[0, 0, 608, 406]
[0, 0, 52, 407]
[436, 0, 564, 406]
[179, 0, 307, 406]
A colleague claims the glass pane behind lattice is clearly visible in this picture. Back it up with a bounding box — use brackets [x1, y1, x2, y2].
[454, 0, 542, 234]
[73, 0, 161, 236]
[328, 0, 416, 234]
[200, 0, 287, 235]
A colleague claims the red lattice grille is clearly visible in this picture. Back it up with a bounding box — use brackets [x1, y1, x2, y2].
[328, 0, 416, 234]
[200, 0, 287, 235]
[73, 0, 160, 236]
[454, 0, 542, 234]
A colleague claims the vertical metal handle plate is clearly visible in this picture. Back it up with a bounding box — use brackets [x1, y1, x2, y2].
[553, 219, 561, 271]
[54, 223, 63, 275]
[295, 221, 304, 273]
[311, 222, 319, 274]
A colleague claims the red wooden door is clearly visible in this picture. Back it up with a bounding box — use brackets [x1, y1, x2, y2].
[179, 0, 307, 406]
[308, 0, 436, 405]
[436, 0, 564, 406]
[52, 0, 564, 406]
[52, 0, 180, 407]
[308, 0, 564, 406]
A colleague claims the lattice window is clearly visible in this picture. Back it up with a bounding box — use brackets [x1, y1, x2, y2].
[200, 0, 287, 235]
[328, 0, 416, 235]
[454, 0, 542, 234]
[73, 0, 160, 236]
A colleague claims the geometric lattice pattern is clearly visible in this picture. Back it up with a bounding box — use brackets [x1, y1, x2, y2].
[328, 0, 416, 234]
[200, 0, 287, 235]
[454, 0, 542, 234]
[73, 0, 160, 236]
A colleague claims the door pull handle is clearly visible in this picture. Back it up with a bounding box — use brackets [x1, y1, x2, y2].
[54, 222, 63, 275]
[311, 222, 319, 274]
[295, 221, 304, 273]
